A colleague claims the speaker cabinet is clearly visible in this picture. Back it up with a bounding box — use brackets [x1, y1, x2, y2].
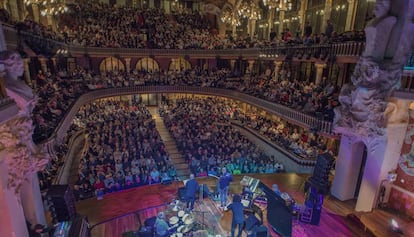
[47, 185, 77, 223]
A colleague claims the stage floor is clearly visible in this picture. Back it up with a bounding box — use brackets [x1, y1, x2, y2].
[75, 173, 405, 237]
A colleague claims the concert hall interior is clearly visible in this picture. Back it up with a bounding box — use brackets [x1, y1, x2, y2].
[0, 0, 414, 237]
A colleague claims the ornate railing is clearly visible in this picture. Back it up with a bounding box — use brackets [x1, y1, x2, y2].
[45, 86, 334, 144]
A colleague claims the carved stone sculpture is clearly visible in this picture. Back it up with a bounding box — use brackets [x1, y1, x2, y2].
[0, 23, 49, 195]
[334, 0, 414, 148]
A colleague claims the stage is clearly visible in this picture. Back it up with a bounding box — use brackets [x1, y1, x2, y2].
[74, 173, 409, 237]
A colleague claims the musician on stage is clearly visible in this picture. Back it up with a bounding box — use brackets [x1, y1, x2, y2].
[219, 167, 233, 208]
[154, 212, 169, 237]
[225, 194, 245, 237]
[185, 173, 199, 211]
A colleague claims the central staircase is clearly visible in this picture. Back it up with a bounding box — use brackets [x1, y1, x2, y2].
[149, 107, 191, 180]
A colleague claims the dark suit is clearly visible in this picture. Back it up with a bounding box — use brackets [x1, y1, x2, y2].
[185, 178, 199, 210]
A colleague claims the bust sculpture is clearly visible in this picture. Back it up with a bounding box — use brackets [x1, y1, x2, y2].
[0, 51, 34, 100]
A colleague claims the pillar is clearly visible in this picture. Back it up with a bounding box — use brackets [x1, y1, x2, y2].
[268, 9, 274, 40]
[273, 61, 283, 80]
[31, 4, 40, 23]
[124, 57, 131, 73]
[0, 164, 29, 237]
[7, 0, 21, 22]
[51, 57, 57, 73]
[322, 0, 333, 30]
[355, 100, 410, 212]
[247, 60, 254, 74]
[298, 0, 307, 36]
[38, 57, 47, 73]
[21, 174, 46, 227]
[336, 63, 346, 86]
[278, 10, 285, 36]
[331, 135, 365, 200]
[314, 63, 326, 85]
[23, 58, 32, 88]
[251, 20, 256, 38]
[230, 59, 236, 72]
[345, 0, 357, 31]
[46, 15, 57, 32]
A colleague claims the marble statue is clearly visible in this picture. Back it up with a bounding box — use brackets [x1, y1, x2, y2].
[334, 0, 414, 149]
[0, 23, 49, 195]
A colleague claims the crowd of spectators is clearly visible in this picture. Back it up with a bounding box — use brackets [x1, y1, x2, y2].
[32, 70, 88, 142]
[72, 100, 177, 199]
[31, 65, 339, 143]
[237, 113, 331, 165]
[1, 0, 366, 50]
[160, 97, 286, 177]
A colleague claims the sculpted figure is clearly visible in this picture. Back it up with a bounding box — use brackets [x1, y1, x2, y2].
[363, 0, 396, 61]
[0, 51, 34, 100]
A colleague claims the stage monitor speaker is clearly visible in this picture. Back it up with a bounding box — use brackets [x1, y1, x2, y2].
[47, 185, 77, 223]
[178, 187, 186, 201]
[308, 152, 334, 194]
[144, 216, 156, 228]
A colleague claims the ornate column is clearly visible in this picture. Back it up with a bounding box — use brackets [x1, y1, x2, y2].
[333, 0, 414, 212]
[298, 0, 307, 36]
[0, 51, 50, 236]
[21, 174, 47, 227]
[7, 0, 20, 21]
[247, 60, 254, 74]
[51, 57, 57, 72]
[278, 10, 285, 36]
[23, 58, 32, 88]
[314, 62, 326, 85]
[322, 0, 333, 30]
[268, 9, 275, 40]
[38, 57, 48, 73]
[0, 165, 29, 237]
[31, 4, 40, 23]
[345, 0, 356, 31]
[230, 59, 236, 72]
[273, 61, 283, 80]
[124, 57, 131, 73]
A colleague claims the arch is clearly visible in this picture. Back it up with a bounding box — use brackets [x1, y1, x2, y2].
[99, 57, 125, 73]
[169, 57, 191, 71]
[135, 57, 159, 72]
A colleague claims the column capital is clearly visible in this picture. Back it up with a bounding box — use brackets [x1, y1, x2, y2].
[315, 62, 327, 69]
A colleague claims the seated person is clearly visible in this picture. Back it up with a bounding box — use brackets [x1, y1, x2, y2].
[154, 212, 169, 237]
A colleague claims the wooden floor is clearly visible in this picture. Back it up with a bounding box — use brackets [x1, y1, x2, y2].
[75, 173, 409, 237]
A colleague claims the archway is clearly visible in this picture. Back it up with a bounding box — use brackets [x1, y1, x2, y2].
[99, 57, 125, 73]
[135, 57, 159, 72]
[168, 57, 191, 71]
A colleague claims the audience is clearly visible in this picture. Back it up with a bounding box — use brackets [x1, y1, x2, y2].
[71, 99, 177, 199]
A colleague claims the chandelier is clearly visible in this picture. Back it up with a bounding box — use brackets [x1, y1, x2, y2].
[221, 7, 241, 26]
[237, 0, 253, 18]
[24, 0, 69, 16]
[262, 0, 292, 11]
[249, 7, 262, 21]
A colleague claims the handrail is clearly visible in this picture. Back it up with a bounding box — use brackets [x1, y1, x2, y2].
[44, 86, 334, 145]
[231, 120, 317, 167]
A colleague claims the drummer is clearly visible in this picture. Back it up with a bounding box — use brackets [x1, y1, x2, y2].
[154, 212, 169, 237]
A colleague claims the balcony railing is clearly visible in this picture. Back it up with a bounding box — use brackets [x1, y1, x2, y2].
[46, 86, 334, 145]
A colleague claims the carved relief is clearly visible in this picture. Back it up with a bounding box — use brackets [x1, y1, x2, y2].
[0, 116, 49, 195]
[334, 0, 414, 148]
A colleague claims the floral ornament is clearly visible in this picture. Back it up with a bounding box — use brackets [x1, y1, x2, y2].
[0, 116, 49, 196]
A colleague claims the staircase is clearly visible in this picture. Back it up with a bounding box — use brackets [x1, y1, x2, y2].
[148, 107, 190, 180]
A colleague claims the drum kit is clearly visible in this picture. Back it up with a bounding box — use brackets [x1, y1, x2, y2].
[168, 200, 196, 236]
